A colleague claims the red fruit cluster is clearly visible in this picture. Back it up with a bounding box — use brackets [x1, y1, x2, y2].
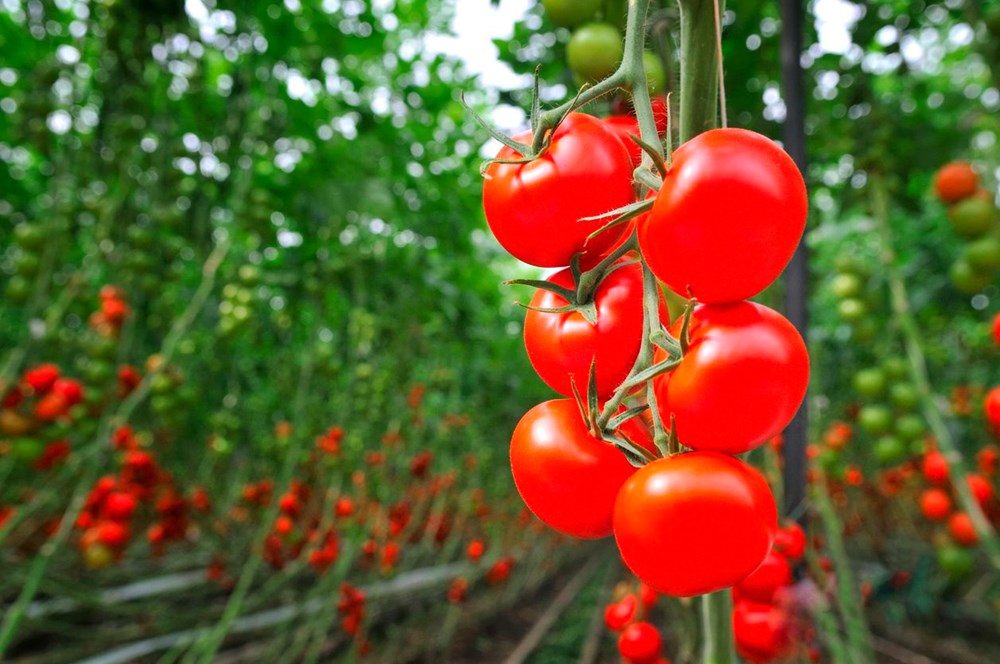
[918, 448, 998, 548]
[91, 285, 131, 337]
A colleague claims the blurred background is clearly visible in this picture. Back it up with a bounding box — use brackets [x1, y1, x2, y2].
[0, 0, 998, 662]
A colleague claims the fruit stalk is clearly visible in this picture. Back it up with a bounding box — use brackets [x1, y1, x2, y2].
[870, 176, 1000, 569]
[700, 590, 735, 664]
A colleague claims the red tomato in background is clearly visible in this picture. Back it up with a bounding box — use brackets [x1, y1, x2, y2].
[992, 312, 1000, 347]
[654, 302, 808, 454]
[604, 98, 668, 168]
[638, 128, 807, 303]
[523, 260, 666, 399]
[922, 451, 950, 485]
[772, 521, 806, 561]
[617, 621, 662, 663]
[986, 386, 1000, 436]
[604, 594, 638, 631]
[483, 113, 634, 267]
[613, 452, 777, 597]
[919, 488, 952, 521]
[733, 600, 793, 664]
[733, 550, 793, 603]
[510, 399, 654, 539]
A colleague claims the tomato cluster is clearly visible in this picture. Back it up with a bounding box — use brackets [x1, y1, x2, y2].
[932, 161, 1000, 294]
[484, 95, 807, 599]
[603, 580, 668, 664]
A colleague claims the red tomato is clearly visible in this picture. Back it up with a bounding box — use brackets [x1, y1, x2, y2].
[933, 162, 978, 203]
[992, 312, 1000, 347]
[966, 474, 995, 508]
[523, 260, 666, 399]
[613, 452, 777, 597]
[604, 594, 637, 631]
[977, 445, 999, 475]
[34, 392, 69, 421]
[919, 488, 952, 521]
[24, 364, 60, 393]
[772, 521, 806, 561]
[653, 302, 808, 454]
[985, 387, 1000, 436]
[922, 451, 950, 485]
[604, 115, 644, 167]
[948, 512, 979, 547]
[733, 600, 793, 664]
[510, 399, 654, 538]
[638, 128, 807, 303]
[617, 621, 662, 663]
[733, 550, 792, 603]
[51, 378, 84, 406]
[483, 113, 634, 267]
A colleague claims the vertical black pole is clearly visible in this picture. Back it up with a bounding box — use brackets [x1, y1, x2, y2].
[780, 0, 809, 523]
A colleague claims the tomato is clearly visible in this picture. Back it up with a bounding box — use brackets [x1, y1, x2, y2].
[638, 128, 807, 303]
[617, 622, 662, 663]
[857, 405, 892, 435]
[604, 98, 669, 167]
[948, 512, 978, 547]
[643, 52, 666, 96]
[873, 435, 906, 464]
[964, 235, 1000, 272]
[772, 521, 806, 561]
[541, 0, 601, 27]
[24, 364, 60, 393]
[936, 544, 973, 579]
[985, 386, 1000, 434]
[613, 452, 777, 597]
[733, 550, 792, 603]
[830, 272, 863, 299]
[894, 414, 924, 442]
[523, 260, 666, 399]
[837, 297, 867, 322]
[852, 368, 886, 398]
[993, 312, 1000, 347]
[881, 356, 909, 380]
[567, 23, 623, 82]
[948, 198, 996, 238]
[922, 451, 950, 485]
[919, 488, 952, 521]
[604, 594, 637, 631]
[933, 162, 978, 203]
[966, 474, 995, 508]
[653, 302, 808, 454]
[978, 444, 999, 475]
[483, 113, 634, 267]
[732, 600, 793, 664]
[889, 382, 920, 410]
[510, 399, 654, 539]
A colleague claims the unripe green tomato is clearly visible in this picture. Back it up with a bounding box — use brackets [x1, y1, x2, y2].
[949, 258, 992, 294]
[567, 23, 623, 82]
[830, 272, 864, 299]
[12, 437, 44, 462]
[231, 305, 251, 322]
[218, 317, 237, 336]
[14, 252, 41, 277]
[937, 545, 973, 579]
[6, 275, 32, 303]
[238, 264, 262, 286]
[211, 435, 233, 455]
[542, 0, 602, 28]
[355, 363, 373, 380]
[818, 448, 841, 472]
[858, 405, 893, 435]
[222, 284, 239, 300]
[852, 368, 887, 399]
[13, 223, 45, 251]
[837, 297, 867, 322]
[873, 435, 906, 463]
[150, 394, 176, 415]
[643, 51, 666, 95]
[833, 254, 866, 276]
[881, 356, 909, 380]
[948, 198, 995, 238]
[235, 288, 253, 305]
[894, 413, 925, 441]
[149, 372, 174, 395]
[889, 382, 920, 410]
[963, 235, 1000, 272]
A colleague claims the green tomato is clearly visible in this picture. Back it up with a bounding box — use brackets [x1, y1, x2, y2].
[830, 272, 864, 299]
[937, 545, 973, 579]
[853, 368, 887, 399]
[963, 235, 1000, 272]
[643, 52, 666, 96]
[881, 356, 909, 381]
[13, 223, 45, 251]
[837, 297, 867, 322]
[873, 435, 907, 464]
[567, 23, 623, 82]
[949, 258, 992, 294]
[542, 0, 602, 28]
[833, 254, 866, 276]
[889, 382, 920, 411]
[948, 198, 995, 238]
[5, 275, 32, 303]
[11, 438, 44, 463]
[858, 405, 893, 435]
[894, 413, 925, 441]
[14, 252, 41, 278]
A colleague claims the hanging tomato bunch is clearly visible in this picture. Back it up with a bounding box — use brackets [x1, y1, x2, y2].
[480, 2, 808, 601]
[932, 161, 1000, 294]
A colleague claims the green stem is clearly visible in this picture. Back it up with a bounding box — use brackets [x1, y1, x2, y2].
[700, 590, 735, 664]
[870, 176, 1000, 569]
[677, 0, 720, 142]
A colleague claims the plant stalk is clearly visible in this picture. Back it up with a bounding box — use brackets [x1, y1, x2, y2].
[677, 0, 720, 142]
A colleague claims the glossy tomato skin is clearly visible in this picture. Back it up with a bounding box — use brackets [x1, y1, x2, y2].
[653, 302, 808, 454]
[638, 128, 807, 303]
[523, 260, 666, 399]
[732, 600, 793, 664]
[511, 399, 654, 539]
[483, 113, 634, 267]
[985, 386, 1000, 436]
[613, 452, 777, 597]
[733, 550, 792, 603]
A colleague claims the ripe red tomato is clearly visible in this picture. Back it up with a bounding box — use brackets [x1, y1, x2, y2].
[653, 302, 808, 454]
[966, 474, 995, 508]
[992, 312, 1000, 347]
[603, 98, 668, 168]
[772, 521, 806, 561]
[483, 113, 634, 267]
[948, 512, 979, 547]
[733, 600, 793, 664]
[511, 399, 654, 539]
[638, 128, 807, 303]
[604, 594, 637, 631]
[922, 451, 950, 485]
[523, 260, 665, 399]
[613, 452, 777, 597]
[919, 488, 952, 521]
[985, 387, 1000, 436]
[733, 550, 792, 603]
[24, 364, 60, 393]
[617, 621, 662, 663]
[934, 161, 978, 203]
